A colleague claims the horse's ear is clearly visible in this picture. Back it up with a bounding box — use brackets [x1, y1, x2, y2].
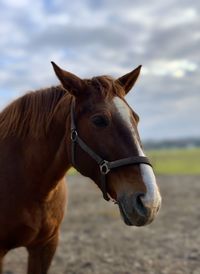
[117, 65, 142, 94]
[51, 62, 85, 96]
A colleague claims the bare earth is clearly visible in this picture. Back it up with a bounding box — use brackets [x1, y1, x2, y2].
[3, 175, 200, 274]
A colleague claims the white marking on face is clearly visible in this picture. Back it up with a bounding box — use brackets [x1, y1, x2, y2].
[113, 97, 161, 212]
[136, 140, 161, 210]
[113, 97, 136, 136]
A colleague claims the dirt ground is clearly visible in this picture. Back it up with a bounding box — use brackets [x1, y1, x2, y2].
[2, 174, 200, 274]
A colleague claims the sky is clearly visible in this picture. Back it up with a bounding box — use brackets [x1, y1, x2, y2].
[0, 0, 199, 140]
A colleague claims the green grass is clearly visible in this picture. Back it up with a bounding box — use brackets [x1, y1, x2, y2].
[67, 148, 200, 176]
[68, 167, 77, 175]
[147, 148, 200, 175]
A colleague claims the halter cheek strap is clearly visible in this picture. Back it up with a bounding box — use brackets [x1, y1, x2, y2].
[70, 99, 152, 201]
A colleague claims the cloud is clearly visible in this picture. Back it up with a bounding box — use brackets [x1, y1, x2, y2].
[0, 0, 199, 140]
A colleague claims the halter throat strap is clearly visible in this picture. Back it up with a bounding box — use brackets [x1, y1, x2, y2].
[70, 99, 152, 201]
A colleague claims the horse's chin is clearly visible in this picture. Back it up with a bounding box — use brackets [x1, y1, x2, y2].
[120, 210, 149, 227]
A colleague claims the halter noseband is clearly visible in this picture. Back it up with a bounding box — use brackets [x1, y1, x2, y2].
[70, 99, 152, 201]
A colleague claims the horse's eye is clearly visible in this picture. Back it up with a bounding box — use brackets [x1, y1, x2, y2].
[91, 115, 109, 128]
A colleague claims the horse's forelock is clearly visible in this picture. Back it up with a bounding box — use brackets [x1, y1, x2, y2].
[85, 76, 124, 99]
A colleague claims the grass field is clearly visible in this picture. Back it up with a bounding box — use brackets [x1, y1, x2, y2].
[68, 148, 200, 175]
[147, 148, 200, 175]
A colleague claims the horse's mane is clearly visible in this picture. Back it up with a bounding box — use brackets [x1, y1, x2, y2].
[0, 85, 69, 139]
[0, 76, 123, 140]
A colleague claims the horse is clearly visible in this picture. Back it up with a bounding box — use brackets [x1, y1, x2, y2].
[0, 62, 161, 274]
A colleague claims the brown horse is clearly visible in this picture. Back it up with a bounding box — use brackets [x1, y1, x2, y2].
[0, 62, 161, 273]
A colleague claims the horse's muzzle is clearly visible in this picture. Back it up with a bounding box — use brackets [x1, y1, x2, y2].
[117, 192, 160, 226]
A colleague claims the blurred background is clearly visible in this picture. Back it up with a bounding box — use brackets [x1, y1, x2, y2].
[1, 0, 199, 174]
[0, 1, 200, 274]
[0, 0, 200, 174]
[0, 0, 200, 274]
[0, 0, 199, 139]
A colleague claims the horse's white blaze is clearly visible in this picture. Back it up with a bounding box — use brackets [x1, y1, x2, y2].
[113, 97, 161, 212]
[113, 97, 136, 136]
[136, 140, 161, 210]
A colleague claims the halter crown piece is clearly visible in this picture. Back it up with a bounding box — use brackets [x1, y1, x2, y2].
[70, 98, 152, 201]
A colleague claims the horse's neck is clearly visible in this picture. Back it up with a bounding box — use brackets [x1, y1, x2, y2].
[23, 89, 72, 197]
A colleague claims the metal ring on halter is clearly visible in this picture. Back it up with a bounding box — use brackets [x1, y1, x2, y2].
[71, 130, 78, 142]
[100, 160, 110, 175]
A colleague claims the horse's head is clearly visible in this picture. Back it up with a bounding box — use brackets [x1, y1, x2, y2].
[52, 62, 161, 227]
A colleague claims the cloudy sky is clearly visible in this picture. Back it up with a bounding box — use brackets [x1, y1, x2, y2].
[0, 0, 199, 140]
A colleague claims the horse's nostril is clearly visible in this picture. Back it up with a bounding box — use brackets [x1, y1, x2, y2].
[133, 192, 148, 217]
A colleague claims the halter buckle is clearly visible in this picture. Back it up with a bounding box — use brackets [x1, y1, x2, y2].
[100, 160, 110, 175]
[71, 129, 78, 142]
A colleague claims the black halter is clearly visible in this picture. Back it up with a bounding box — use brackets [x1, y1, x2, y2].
[70, 99, 152, 201]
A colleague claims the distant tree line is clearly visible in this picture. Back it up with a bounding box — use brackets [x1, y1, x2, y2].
[144, 137, 200, 150]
